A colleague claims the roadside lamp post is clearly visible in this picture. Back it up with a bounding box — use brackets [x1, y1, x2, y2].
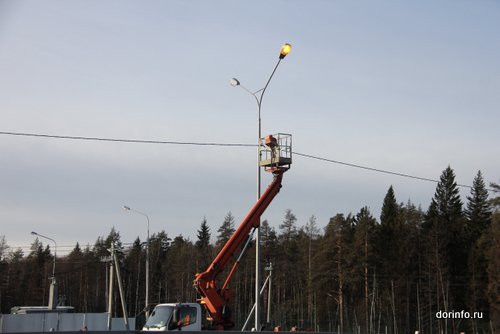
[123, 205, 150, 317]
[230, 43, 291, 331]
[31, 231, 58, 309]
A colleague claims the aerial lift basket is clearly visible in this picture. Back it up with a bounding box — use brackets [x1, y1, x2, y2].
[259, 133, 292, 171]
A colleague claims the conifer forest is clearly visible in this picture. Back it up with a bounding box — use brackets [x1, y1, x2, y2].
[1, 166, 499, 333]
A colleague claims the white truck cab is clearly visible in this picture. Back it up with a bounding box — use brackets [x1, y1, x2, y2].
[142, 303, 202, 331]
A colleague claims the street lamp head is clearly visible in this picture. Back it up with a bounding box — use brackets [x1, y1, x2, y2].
[123, 205, 131, 211]
[31, 231, 37, 236]
[229, 78, 240, 87]
[279, 43, 292, 59]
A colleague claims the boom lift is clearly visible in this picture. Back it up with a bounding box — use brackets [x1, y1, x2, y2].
[194, 133, 292, 330]
[143, 134, 291, 331]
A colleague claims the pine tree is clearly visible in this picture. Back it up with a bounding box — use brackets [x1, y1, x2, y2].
[378, 186, 403, 277]
[3, 248, 24, 313]
[487, 210, 500, 333]
[316, 213, 354, 332]
[261, 219, 278, 264]
[64, 243, 84, 310]
[489, 181, 500, 208]
[400, 201, 425, 334]
[279, 209, 298, 242]
[196, 217, 211, 249]
[276, 209, 300, 327]
[423, 166, 466, 333]
[26, 238, 51, 306]
[465, 171, 491, 241]
[168, 235, 197, 303]
[304, 215, 320, 329]
[486, 182, 500, 332]
[123, 238, 143, 317]
[352, 207, 377, 334]
[427, 166, 463, 221]
[68, 242, 82, 258]
[149, 231, 171, 304]
[196, 218, 212, 271]
[216, 211, 236, 250]
[463, 171, 492, 332]
[380, 186, 399, 229]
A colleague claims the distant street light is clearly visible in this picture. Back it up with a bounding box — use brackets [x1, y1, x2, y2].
[31, 231, 58, 309]
[31, 231, 57, 279]
[230, 42, 292, 331]
[123, 205, 150, 316]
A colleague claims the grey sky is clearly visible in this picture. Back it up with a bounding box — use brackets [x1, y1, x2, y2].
[1, 0, 499, 255]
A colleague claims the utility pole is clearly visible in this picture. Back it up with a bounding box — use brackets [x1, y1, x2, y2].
[266, 263, 273, 324]
[112, 243, 130, 330]
[106, 243, 130, 330]
[107, 245, 115, 331]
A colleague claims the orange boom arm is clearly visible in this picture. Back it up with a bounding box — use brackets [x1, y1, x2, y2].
[193, 169, 286, 330]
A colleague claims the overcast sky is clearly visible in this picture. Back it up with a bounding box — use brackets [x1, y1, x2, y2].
[1, 0, 499, 255]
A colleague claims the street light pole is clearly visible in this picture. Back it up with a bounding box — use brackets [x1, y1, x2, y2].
[230, 43, 291, 331]
[31, 231, 58, 309]
[123, 205, 150, 317]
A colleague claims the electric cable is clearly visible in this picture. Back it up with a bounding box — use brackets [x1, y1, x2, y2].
[1, 130, 498, 192]
[292, 151, 473, 189]
[0, 131, 253, 147]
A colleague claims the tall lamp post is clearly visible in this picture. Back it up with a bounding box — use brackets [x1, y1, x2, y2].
[123, 205, 150, 317]
[230, 43, 292, 331]
[31, 231, 58, 309]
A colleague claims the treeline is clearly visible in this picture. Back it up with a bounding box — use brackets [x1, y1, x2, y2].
[0, 166, 499, 333]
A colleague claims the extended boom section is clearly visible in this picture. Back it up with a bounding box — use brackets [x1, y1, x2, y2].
[194, 170, 284, 329]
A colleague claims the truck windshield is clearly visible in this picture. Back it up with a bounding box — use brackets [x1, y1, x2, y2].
[144, 305, 174, 329]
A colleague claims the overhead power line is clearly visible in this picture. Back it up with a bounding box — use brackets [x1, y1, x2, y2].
[0, 131, 254, 147]
[1, 130, 497, 192]
[292, 154, 497, 193]
[293, 152, 471, 189]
